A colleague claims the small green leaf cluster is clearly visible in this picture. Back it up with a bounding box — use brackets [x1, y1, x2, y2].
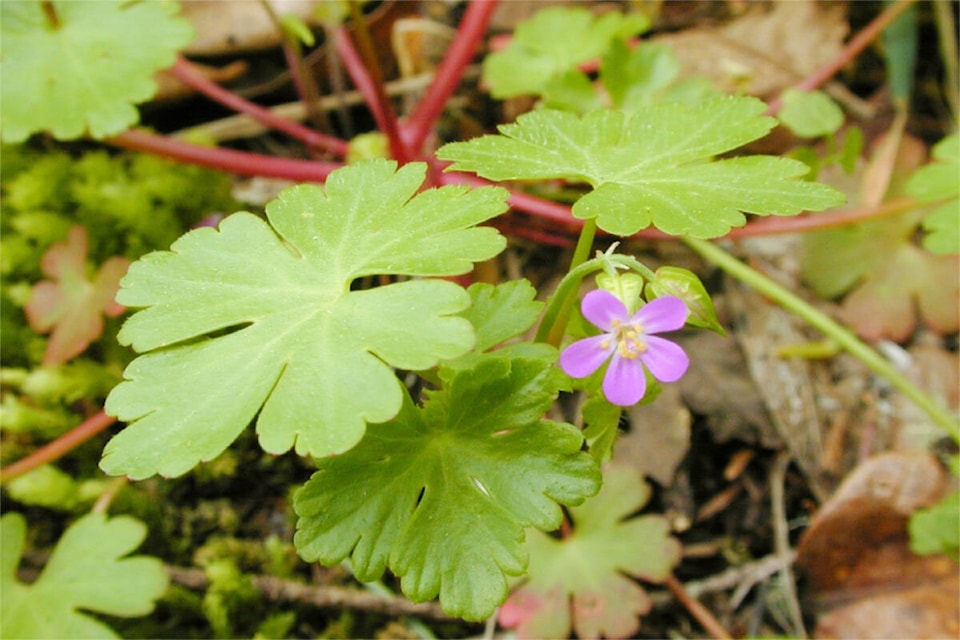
[484, 6, 716, 113]
[777, 89, 863, 180]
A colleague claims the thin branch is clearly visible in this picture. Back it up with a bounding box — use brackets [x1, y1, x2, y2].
[403, 0, 499, 155]
[256, 0, 330, 135]
[170, 57, 348, 157]
[165, 565, 456, 622]
[770, 451, 806, 638]
[0, 411, 116, 484]
[106, 129, 341, 183]
[334, 24, 407, 162]
[665, 573, 734, 640]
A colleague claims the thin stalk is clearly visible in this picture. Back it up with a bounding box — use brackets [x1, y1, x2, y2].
[765, 0, 918, 114]
[170, 57, 348, 156]
[684, 237, 959, 440]
[107, 129, 342, 182]
[721, 196, 926, 238]
[334, 21, 407, 162]
[665, 574, 733, 640]
[0, 411, 117, 484]
[545, 219, 599, 346]
[403, 0, 499, 155]
[535, 253, 656, 345]
[257, 0, 330, 134]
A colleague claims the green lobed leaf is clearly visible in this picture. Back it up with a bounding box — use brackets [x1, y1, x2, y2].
[102, 160, 508, 479]
[777, 89, 845, 138]
[438, 98, 845, 238]
[294, 352, 601, 621]
[1, 0, 195, 142]
[1, 512, 168, 639]
[458, 279, 544, 352]
[482, 6, 649, 99]
[907, 132, 959, 255]
[581, 396, 622, 466]
[498, 465, 681, 639]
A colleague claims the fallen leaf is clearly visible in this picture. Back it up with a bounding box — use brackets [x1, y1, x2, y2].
[499, 465, 680, 639]
[654, 0, 847, 97]
[24, 226, 129, 366]
[797, 452, 958, 639]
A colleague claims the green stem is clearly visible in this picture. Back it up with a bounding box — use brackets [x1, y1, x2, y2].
[544, 219, 598, 346]
[684, 237, 960, 441]
[535, 251, 656, 345]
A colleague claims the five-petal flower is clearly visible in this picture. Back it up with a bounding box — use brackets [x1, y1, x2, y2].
[560, 289, 689, 406]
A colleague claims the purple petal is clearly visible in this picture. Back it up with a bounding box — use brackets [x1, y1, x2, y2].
[640, 335, 689, 382]
[631, 296, 688, 334]
[581, 289, 628, 331]
[560, 335, 614, 378]
[602, 352, 647, 406]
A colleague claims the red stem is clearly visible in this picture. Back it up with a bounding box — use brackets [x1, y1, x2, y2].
[442, 170, 926, 241]
[106, 129, 342, 182]
[403, 0, 499, 155]
[0, 411, 117, 484]
[765, 0, 917, 114]
[722, 196, 922, 238]
[170, 56, 349, 157]
[334, 26, 408, 162]
[665, 574, 733, 640]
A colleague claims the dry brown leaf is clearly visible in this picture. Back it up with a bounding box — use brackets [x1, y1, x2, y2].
[181, 0, 319, 56]
[797, 452, 958, 639]
[654, 0, 847, 97]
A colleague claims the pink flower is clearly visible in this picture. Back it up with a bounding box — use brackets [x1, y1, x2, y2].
[560, 289, 689, 406]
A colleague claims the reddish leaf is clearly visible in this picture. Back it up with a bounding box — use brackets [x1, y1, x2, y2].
[499, 465, 680, 639]
[24, 226, 129, 366]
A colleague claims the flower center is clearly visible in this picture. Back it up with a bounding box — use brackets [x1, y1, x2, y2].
[603, 320, 646, 359]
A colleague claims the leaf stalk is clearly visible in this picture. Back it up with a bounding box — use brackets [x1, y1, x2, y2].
[683, 237, 960, 441]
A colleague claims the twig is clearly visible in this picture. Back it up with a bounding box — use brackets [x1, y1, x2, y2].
[403, 0, 499, 155]
[170, 57, 348, 157]
[665, 573, 734, 640]
[679, 551, 798, 602]
[769, 451, 806, 637]
[0, 410, 116, 484]
[106, 129, 341, 183]
[165, 565, 456, 622]
[335, 17, 406, 162]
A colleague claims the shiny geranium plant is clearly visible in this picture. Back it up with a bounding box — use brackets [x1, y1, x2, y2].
[23, 3, 960, 637]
